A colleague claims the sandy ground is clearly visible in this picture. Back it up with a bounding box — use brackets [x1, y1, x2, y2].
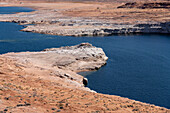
[0, 0, 169, 23]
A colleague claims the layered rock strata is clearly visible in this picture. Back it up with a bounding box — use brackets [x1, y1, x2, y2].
[2, 43, 108, 87]
[22, 21, 170, 36]
[0, 4, 169, 36]
[117, 2, 170, 9]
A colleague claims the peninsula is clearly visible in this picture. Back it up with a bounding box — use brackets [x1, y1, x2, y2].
[0, 43, 169, 113]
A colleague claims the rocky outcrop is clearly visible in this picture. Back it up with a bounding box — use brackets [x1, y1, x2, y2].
[1, 16, 170, 36]
[3, 43, 108, 84]
[82, 77, 88, 86]
[42, 43, 108, 71]
[117, 2, 170, 9]
[0, 4, 169, 37]
[21, 21, 170, 36]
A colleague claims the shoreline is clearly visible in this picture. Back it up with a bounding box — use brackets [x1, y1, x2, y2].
[0, 1, 170, 112]
[0, 43, 169, 112]
[0, 1, 169, 37]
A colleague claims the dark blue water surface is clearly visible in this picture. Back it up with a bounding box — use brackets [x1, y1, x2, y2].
[0, 7, 34, 14]
[0, 7, 170, 109]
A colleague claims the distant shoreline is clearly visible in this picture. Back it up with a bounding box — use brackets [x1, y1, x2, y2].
[0, 0, 169, 37]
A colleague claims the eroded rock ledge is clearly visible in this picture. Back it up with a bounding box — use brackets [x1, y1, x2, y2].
[0, 8, 169, 37]
[2, 43, 108, 87]
[117, 2, 170, 9]
[22, 21, 170, 36]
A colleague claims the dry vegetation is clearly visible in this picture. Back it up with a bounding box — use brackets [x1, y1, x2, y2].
[0, 55, 169, 112]
[1, 0, 170, 23]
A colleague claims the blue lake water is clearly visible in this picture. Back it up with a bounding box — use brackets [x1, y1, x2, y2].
[0, 7, 34, 14]
[0, 7, 170, 109]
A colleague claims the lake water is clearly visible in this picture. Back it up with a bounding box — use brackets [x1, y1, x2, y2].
[0, 7, 170, 109]
[0, 7, 34, 14]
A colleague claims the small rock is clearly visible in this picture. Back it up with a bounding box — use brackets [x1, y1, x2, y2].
[25, 103, 31, 106]
[3, 109, 8, 112]
[83, 78, 88, 86]
[57, 109, 61, 112]
[65, 103, 69, 107]
[51, 108, 56, 110]
[4, 97, 9, 100]
[132, 108, 139, 111]
[16, 104, 24, 107]
[59, 106, 63, 109]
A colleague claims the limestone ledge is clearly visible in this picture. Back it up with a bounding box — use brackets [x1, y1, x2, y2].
[0, 10, 169, 36]
[2, 43, 108, 88]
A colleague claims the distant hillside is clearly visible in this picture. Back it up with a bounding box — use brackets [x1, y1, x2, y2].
[1, 0, 169, 3]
